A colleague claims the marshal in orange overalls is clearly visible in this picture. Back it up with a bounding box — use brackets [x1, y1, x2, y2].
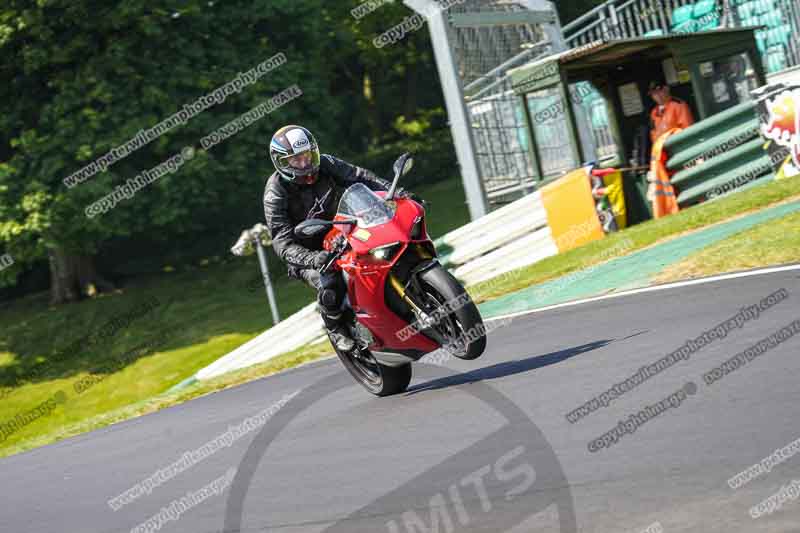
[650, 128, 682, 218]
[649, 97, 694, 144]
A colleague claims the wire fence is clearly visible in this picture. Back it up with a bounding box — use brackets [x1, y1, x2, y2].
[446, 1, 554, 202]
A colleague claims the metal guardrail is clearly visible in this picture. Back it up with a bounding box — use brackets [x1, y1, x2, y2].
[196, 301, 326, 380]
[662, 100, 774, 204]
[453, 226, 558, 286]
[435, 190, 552, 269]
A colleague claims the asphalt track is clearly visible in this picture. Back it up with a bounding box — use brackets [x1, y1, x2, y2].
[2, 269, 800, 533]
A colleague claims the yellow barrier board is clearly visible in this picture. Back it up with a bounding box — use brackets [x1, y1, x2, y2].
[541, 168, 605, 252]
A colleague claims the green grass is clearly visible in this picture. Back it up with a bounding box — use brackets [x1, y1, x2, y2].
[0, 341, 335, 458]
[654, 210, 800, 282]
[0, 259, 317, 453]
[468, 177, 800, 303]
[0, 176, 469, 458]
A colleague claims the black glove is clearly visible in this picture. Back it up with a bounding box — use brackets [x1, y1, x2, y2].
[312, 250, 337, 271]
[397, 188, 424, 205]
[331, 234, 348, 251]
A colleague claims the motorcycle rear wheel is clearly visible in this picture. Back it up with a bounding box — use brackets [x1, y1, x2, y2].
[334, 345, 412, 397]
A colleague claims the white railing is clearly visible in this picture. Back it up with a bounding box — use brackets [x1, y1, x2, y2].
[195, 302, 326, 380]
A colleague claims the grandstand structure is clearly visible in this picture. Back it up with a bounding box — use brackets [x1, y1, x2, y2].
[404, 0, 568, 212]
[405, 0, 798, 215]
[564, 0, 799, 74]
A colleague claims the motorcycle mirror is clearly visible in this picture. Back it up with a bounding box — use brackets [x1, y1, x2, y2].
[387, 153, 413, 201]
[294, 218, 358, 238]
[394, 154, 413, 177]
[294, 219, 333, 238]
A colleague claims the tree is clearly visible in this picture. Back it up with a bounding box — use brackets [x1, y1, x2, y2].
[319, 2, 444, 151]
[0, 0, 335, 303]
[0, 0, 455, 304]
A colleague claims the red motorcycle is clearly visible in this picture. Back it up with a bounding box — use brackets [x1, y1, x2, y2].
[294, 154, 486, 396]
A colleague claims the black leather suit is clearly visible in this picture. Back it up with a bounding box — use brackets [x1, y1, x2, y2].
[263, 154, 391, 328]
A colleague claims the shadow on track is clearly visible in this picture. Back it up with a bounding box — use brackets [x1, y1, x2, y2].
[405, 339, 613, 395]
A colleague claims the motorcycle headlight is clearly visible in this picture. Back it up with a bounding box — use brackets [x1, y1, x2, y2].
[410, 216, 425, 240]
[369, 242, 401, 262]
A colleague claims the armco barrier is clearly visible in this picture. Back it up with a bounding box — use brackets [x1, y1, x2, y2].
[436, 191, 550, 267]
[663, 101, 774, 204]
[196, 302, 326, 380]
[671, 138, 773, 204]
[453, 226, 558, 286]
[665, 119, 761, 171]
[664, 101, 759, 158]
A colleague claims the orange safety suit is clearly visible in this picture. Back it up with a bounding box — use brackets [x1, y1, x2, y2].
[650, 97, 694, 144]
[650, 128, 682, 218]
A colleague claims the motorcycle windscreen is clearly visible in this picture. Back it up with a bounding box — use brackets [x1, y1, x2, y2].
[337, 183, 395, 228]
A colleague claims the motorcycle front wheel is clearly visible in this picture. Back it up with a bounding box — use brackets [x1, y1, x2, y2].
[334, 344, 412, 397]
[416, 265, 486, 360]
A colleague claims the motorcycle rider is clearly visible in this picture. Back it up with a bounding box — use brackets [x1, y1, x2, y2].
[264, 125, 414, 352]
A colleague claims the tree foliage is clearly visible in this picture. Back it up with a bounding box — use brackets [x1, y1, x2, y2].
[0, 0, 592, 301]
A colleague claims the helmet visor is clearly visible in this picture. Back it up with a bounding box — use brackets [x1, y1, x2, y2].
[277, 148, 320, 175]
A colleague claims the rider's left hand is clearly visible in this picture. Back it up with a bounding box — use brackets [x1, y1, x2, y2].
[332, 234, 348, 251]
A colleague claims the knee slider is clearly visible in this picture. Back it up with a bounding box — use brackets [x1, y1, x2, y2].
[319, 288, 339, 309]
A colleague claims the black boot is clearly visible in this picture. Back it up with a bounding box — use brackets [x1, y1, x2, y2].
[322, 312, 356, 352]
